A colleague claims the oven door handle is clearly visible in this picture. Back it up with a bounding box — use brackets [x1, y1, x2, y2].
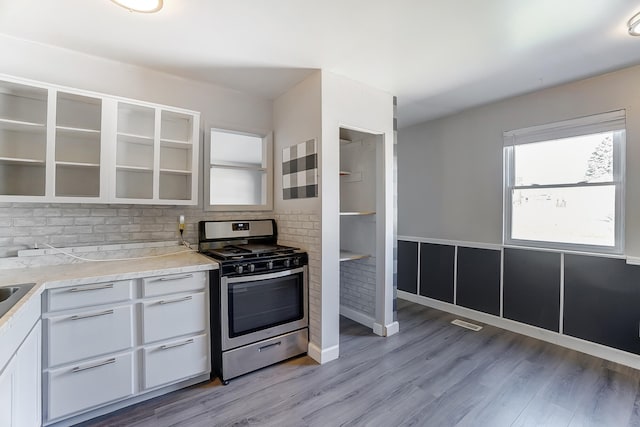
[224, 266, 306, 283]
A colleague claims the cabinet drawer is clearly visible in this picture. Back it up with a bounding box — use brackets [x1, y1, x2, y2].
[46, 305, 133, 367]
[46, 352, 134, 422]
[45, 280, 133, 312]
[142, 292, 206, 343]
[222, 328, 308, 381]
[142, 334, 209, 390]
[142, 271, 206, 297]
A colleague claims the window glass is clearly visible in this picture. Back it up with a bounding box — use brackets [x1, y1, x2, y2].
[514, 133, 613, 186]
[503, 111, 624, 253]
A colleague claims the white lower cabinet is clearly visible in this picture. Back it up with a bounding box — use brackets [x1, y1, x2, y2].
[42, 270, 210, 425]
[142, 292, 206, 343]
[0, 321, 42, 427]
[14, 322, 42, 427]
[47, 352, 134, 421]
[0, 353, 15, 427]
[143, 333, 209, 389]
[46, 304, 133, 367]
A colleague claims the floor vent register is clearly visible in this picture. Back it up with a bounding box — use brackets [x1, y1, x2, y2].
[451, 319, 483, 331]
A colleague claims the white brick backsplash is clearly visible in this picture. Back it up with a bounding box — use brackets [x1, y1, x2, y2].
[46, 217, 74, 226]
[0, 203, 271, 258]
[274, 210, 321, 346]
[74, 217, 106, 226]
[62, 209, 90, 216]
[340, 256, 377, 317]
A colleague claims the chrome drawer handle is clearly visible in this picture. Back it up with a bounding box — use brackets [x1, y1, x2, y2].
[154, 274, 194, 282]
[160, 338, 194, 350]
[72, 358, 116, 373]
[258, 341, 282, 352]
[69, 283, 115, 292]
[158, 295, 192, 305]
[70, 309, 114, 320]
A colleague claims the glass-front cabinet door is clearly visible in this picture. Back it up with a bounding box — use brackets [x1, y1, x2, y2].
[0, 80, 48, 197]
[115, 102, 155, 200]
[55, 92, 102, 199]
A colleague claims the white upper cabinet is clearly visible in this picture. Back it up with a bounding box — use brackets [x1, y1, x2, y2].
[55, 91, 104, 200]
[0, 75, 200, 205]
[0, 80, 48, 198]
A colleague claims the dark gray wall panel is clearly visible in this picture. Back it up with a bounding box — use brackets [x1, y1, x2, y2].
[456, 246, 501, 316]
[419, 243, 454, 303]
[564, 255, 640, 355]
[397, 241, 418, 294]
[503, 248, 560, 332]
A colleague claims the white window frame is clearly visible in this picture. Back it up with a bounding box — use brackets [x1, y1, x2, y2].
[205, 128, 273, 211]
[503, 110, 625, 254]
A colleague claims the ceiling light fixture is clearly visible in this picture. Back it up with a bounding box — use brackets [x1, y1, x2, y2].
[629, 11, 640, 36]
[111, 0, 163, 13]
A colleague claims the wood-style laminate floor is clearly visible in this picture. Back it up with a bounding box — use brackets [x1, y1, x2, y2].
[80, 300, 640, 427]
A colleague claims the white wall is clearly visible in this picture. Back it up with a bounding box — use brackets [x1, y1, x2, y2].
[321, 71, 395, 359]
[0, 35, 273, 138]
[398, 64, 640, 256]
[273, 72, 323, 359]
[273, 72, 322, 213]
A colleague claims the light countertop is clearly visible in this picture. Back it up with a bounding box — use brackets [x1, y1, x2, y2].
[0, 250, 218, 334]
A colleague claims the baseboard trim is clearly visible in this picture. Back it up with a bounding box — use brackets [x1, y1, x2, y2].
[340, 305, 375, 329]
[398, 290, 640, 370]
[385, 321, 400, 336]
[307, 342, 339, 364]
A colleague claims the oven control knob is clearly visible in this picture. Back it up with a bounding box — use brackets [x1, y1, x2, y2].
[235, 265, 244, 274]
[283, 259, 291, 268]
[266, 261, 274, 270]
[248, 264, 255, 273]
[293, 257, 300, 266]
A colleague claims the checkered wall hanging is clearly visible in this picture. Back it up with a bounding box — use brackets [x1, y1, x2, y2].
[282, 139, 318, 199]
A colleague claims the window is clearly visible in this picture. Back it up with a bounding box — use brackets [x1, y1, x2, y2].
[503, 110, 625, 254]
[206, 128, 272, 211]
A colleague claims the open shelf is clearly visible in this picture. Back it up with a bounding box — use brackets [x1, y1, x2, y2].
[340, 211, 376, 216]
[0, 156, 45, 165]
[0, 118, 46, 132]
[56, 126, 100, 135]
[116, 165, 153, 172]
[117, 132, 154, 145]
[339, 250, 371, 262]
[56, 161, 100, 168]
[159, 168, 191, 175]
[160, 138, 191, 147]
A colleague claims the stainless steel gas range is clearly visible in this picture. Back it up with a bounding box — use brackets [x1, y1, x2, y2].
[198, 219, 309, 384]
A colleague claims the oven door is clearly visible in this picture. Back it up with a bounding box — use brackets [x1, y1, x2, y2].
[221, 266, 308, 351]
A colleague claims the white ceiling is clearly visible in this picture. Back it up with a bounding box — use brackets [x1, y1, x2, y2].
[1, 0, 639, 128]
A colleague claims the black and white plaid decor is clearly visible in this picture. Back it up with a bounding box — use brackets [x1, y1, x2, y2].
[282, 139, 318, 199]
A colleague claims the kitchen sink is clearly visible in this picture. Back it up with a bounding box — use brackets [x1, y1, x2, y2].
[0, 283, 35, 319]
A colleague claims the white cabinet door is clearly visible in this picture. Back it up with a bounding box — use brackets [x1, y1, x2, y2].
[142, 292, 206, 343]
[47, 352, 134, 421]
[46, 304, 134, 367]
[13, 322, 41, 427]
[45, 279, 133, 312]
[112, 101, 200, 205]
[143, 333, 209, 390]
[0, 355, 14, 427]
[142, 271, 206, 297]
